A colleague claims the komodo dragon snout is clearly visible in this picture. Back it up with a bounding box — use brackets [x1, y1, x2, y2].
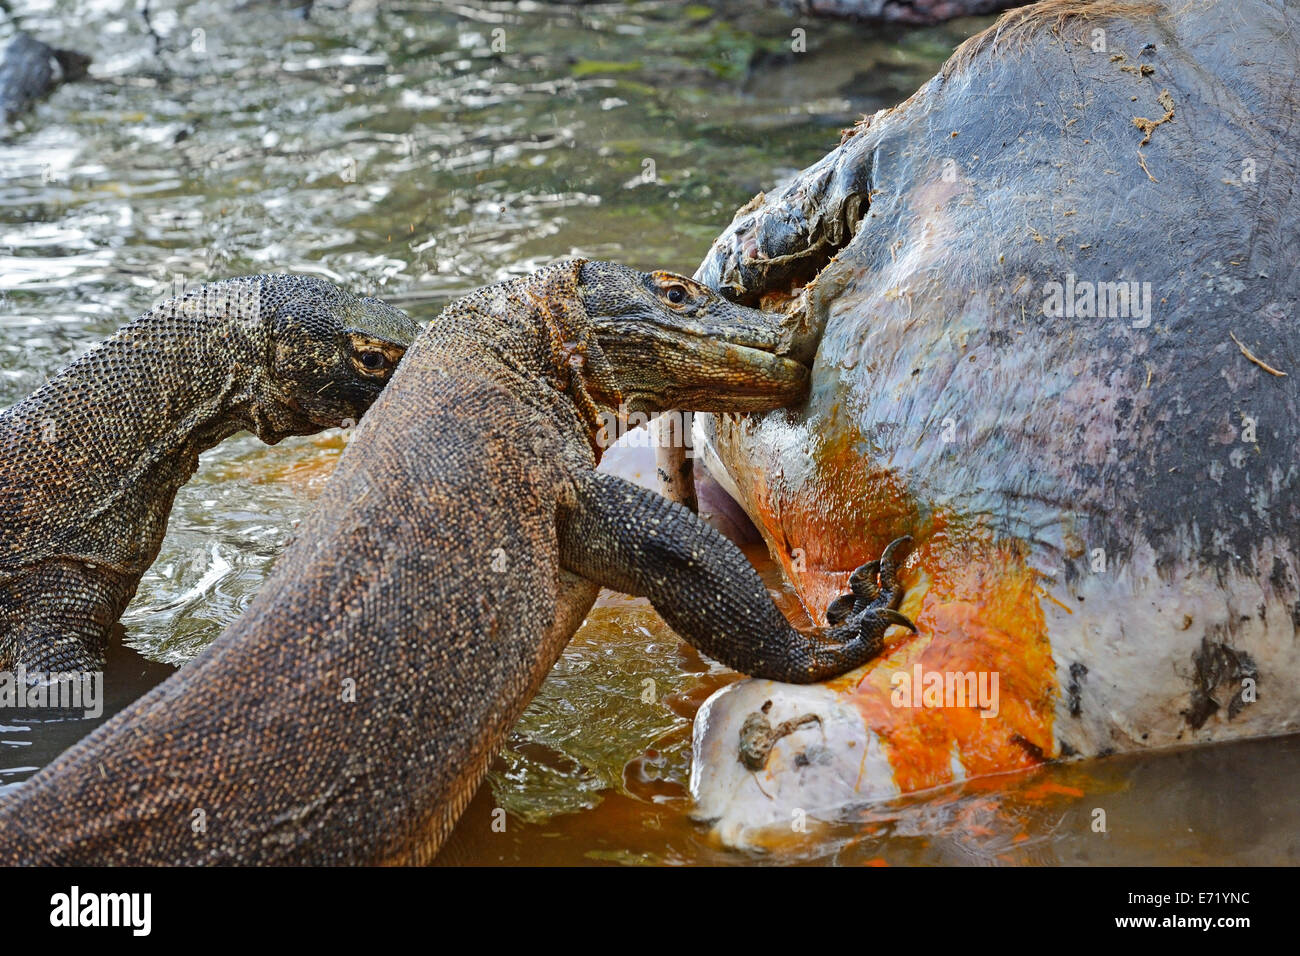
[0, 274, 421, 674]
[575, 262, 808, 414]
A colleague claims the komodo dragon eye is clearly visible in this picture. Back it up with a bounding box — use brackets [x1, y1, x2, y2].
[665, 285, 687, 304]
[351, 346, 395, 377]
[347, 333, 404, 378]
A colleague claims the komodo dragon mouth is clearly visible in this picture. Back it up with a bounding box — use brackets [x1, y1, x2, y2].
[579, 264, 810, 414]
[619, 324, 809, 412]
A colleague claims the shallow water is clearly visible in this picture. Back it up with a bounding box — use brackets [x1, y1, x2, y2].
[1, 0, 1293, 865]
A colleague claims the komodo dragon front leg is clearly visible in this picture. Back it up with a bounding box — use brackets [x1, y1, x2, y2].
[561, 471, 913, 683]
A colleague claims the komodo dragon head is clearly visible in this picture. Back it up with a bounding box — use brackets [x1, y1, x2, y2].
[0, 276, 423, 671]
[242, 275, 422, 441]
[574, 261, 808, 415]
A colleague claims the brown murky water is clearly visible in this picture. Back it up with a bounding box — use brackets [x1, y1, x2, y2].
[1, 0, 1294, 865]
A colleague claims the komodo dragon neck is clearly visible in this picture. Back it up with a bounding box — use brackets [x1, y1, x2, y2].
[7, 296, 266, 568]
[423, 266, 619, 460]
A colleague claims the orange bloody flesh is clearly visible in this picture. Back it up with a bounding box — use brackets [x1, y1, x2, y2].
[730, 412, 924, 616]
[727, 417, 1060, 796]
[202, 432, 350, 496]
[841, 533, 1058, 793]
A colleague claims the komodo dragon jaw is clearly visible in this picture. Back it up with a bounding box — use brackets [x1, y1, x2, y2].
[575, 261, 809, 415]
[0, 274, 420, 675]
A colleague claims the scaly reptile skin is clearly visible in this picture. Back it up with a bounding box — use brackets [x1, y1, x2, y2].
[0, 260, 912, 864]
[0, 275, 419, 673]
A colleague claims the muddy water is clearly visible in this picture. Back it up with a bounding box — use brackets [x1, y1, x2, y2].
[0, 0, 1290, 864]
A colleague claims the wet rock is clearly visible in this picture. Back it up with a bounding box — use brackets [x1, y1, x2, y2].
[0, 32, 90, 127]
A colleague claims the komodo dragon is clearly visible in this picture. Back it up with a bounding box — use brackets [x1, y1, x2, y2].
[0, 275, 420, 674]
[0, 260, 913, 864]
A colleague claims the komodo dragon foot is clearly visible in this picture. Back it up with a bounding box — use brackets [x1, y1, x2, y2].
[825, 534, 914, 628]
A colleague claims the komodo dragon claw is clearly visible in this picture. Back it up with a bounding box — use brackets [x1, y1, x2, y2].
[827, 535, 916, 637]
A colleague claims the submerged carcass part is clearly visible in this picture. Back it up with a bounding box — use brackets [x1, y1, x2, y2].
[689, 0, 1300, 848]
